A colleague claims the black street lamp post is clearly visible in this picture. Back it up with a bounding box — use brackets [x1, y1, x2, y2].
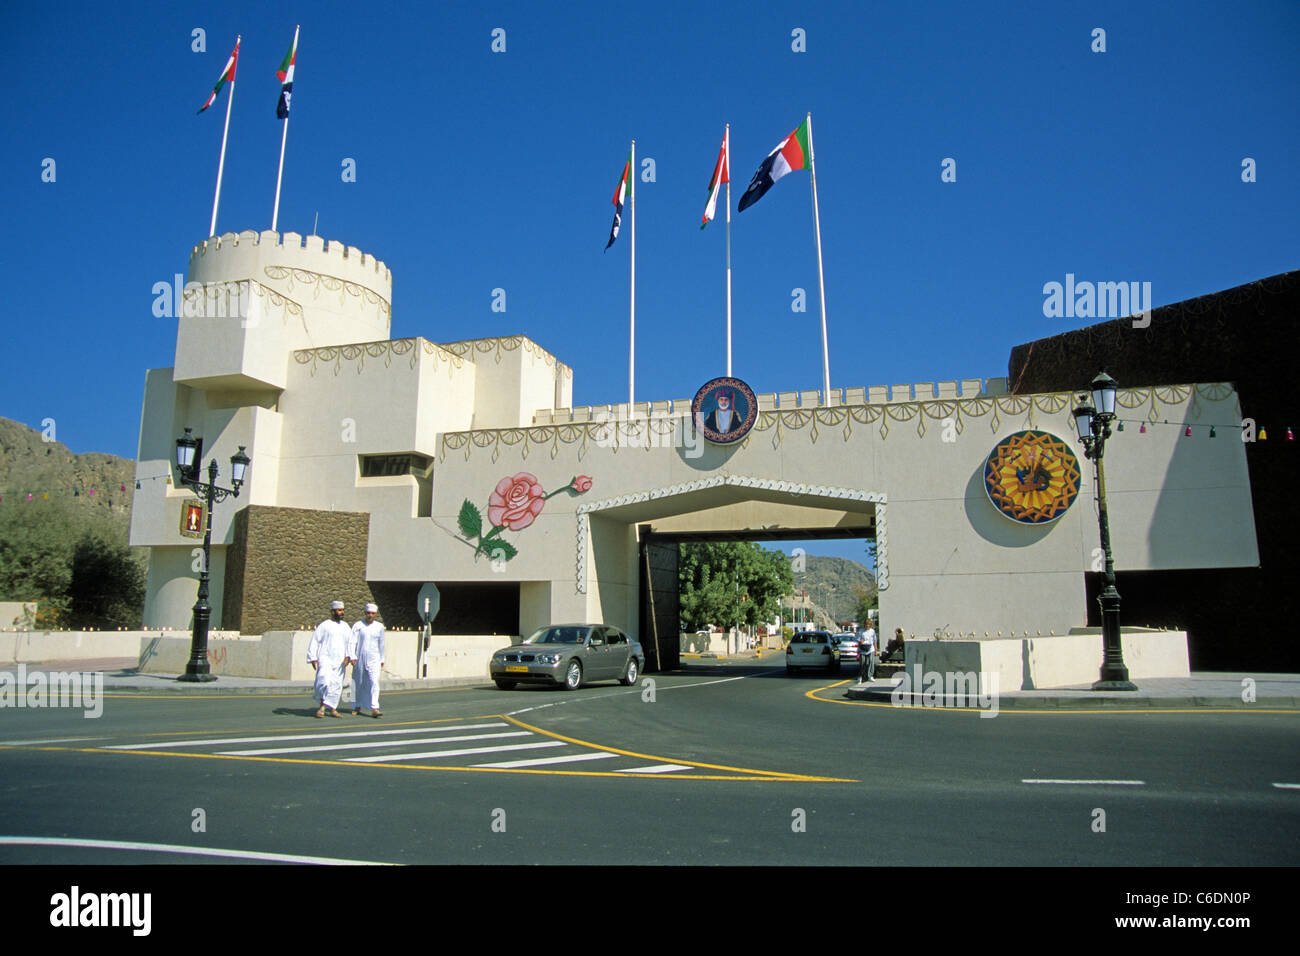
[1072, 372, 1138, 691]
[175, 428, 250, 683]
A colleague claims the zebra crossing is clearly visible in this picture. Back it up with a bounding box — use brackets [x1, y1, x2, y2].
[101, 719, 695, 775]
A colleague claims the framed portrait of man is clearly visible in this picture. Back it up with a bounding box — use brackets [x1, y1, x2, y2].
[692, 376, 758, 445]
[179, 499, 206, 538]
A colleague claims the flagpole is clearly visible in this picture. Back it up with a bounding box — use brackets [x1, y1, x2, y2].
[209, 36, 239, 238]
[272, 24, 299, 233]
[805, 112, 831, 402]
[629, 138, 636, 409]
[725, 124, 732, 378]
[272, 120, 289, 232]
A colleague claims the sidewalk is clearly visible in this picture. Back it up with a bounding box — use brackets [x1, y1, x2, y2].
[844, 673, 1300, 709]
[0, 658, 486, 695]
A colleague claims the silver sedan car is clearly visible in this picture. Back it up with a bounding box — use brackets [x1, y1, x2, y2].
[490, 624, 645, 691]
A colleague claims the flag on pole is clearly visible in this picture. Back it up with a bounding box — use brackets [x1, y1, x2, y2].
[737, 118, 810, 212]
[605, 151, 631, 250]
[701, 129, 729, 229]
[276, 27, 299, 118]
[197, 38, 240, 114]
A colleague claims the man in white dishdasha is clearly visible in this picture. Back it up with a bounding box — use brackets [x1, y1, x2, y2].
[350, 602, 386, 718]
[308, 600, 352, 718]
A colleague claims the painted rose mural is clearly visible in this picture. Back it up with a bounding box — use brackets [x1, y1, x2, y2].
[458, 472, 592, 562]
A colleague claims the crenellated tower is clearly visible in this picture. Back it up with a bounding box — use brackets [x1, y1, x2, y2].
[176, 229, 392, 393]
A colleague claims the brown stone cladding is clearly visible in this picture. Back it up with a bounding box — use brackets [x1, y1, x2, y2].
[224, 505, 376, 633]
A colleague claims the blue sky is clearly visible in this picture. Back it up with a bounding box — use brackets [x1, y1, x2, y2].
[2, 0, 1296, 566]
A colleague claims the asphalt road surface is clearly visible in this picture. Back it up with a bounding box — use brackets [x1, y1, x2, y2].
[2, 658, 1297, 867]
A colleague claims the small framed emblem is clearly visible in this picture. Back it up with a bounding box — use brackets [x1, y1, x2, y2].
[692, 377, 758, 445]
[179, 499, 206, 538]
[984, 430, 1081, 524]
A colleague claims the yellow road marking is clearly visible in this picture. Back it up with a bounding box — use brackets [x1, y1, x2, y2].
[18, 743, 852, 782]
[804, 682, 1300, 716]
[62, 714, 498, 742]
[7, 711, 854, 781]
[500, 714, 851, 780]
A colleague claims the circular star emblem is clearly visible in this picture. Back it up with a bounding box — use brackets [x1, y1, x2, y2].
[983, 430, 1081, 524]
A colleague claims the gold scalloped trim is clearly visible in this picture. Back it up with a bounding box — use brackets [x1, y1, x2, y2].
[264, 265, 390, 319]
[293, 338, 465, 375]
[439, 384, 1230, 462]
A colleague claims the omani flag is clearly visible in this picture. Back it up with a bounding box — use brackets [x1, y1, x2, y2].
[197, 38, 240, 114]
[701, 128, 729, 229]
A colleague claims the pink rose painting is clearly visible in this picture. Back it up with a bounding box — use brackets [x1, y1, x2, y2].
[488, 473, 546, 531]
[458, 473, 593, 562]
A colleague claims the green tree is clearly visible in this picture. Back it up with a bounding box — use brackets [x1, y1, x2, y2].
[0, 499, 78, 625]
[66, 533, 146, 629]
[852, 580, 879, 625]
[679, 542, 794, 632]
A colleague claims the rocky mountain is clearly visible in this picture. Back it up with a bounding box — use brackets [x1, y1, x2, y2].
[0, 417, 137, 529]
[790, 554, 877, 624]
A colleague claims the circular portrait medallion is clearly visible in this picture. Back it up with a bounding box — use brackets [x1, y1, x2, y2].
[983, 430, 1082, 524]
[692, 377, 758, 445]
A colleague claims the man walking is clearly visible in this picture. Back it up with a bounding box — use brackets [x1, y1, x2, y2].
[350, 602, 386, 718]
[308, 600, 352, 718]
[857, 620, 877, 684]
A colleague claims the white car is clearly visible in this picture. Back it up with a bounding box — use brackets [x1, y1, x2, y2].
[786, 630, 840, 674]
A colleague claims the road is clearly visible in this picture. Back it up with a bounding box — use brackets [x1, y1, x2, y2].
[2, 657, 1297, 868]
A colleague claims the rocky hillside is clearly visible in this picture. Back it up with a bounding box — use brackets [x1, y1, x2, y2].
[0, 417, 137, 530]
[792, 554, 877, 623]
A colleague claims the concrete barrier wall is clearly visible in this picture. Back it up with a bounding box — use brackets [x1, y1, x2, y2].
[1, 630, 207, 665]
[903, 629, 1189, 691]
[135, 631, 512, 681]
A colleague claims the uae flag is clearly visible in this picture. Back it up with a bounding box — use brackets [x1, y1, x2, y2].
[700, 129, 729, 229]
[737, 119, 810, 212]
[276, 27, 299, 119]
[604, 151, 631, 250]
[197, 38, 240, 114]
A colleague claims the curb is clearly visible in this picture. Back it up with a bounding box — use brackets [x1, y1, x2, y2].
[843, 685, 1300, 709]
[96, 675, 493, 695]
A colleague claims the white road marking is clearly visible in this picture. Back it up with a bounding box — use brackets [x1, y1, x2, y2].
[617, 764, 692, 773]
[0, 835, 396, 865]
[345, 740, 565, 763]
[1022, 779, 1146, 785]
[219, 731, 531, 756]
[1272, 783, 1300, 789]
[506, 675, 748, 716]
[105, 722, 507, 750]
[0, 737, 107, 746]
[474, 752, 621, 769]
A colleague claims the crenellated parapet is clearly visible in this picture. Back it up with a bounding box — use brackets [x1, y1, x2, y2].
[189, 230, 391, 301]
[531, 377, 1012, 425]
[175, 229, 395, 392]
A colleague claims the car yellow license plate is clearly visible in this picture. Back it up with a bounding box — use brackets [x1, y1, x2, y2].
[506, 666, 528, 673]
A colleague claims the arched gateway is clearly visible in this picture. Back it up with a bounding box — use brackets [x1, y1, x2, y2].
[132, 231, 1259, 678]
